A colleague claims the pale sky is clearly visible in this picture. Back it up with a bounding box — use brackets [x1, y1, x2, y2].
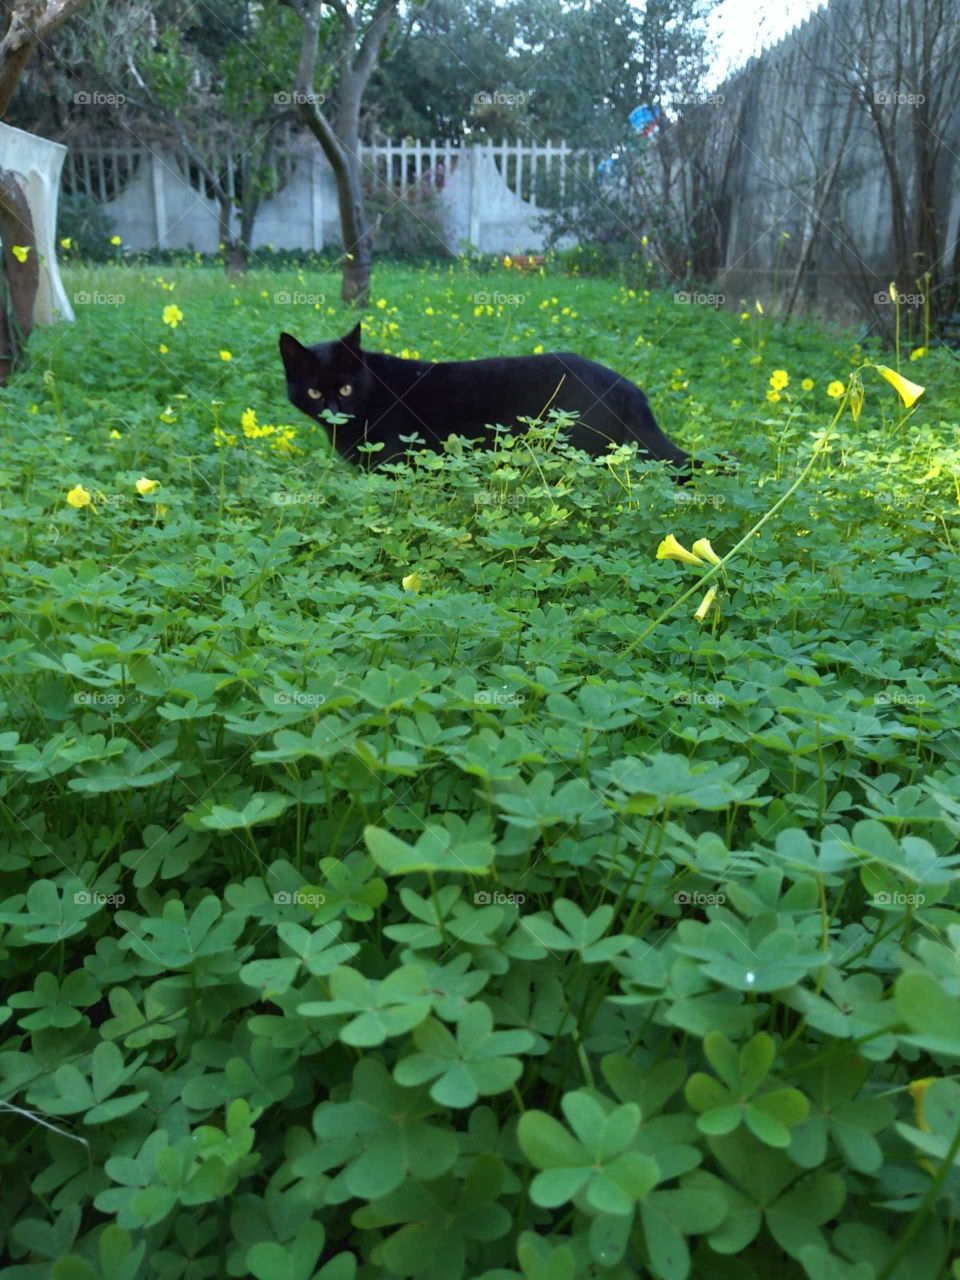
[707, 0, 823, 83]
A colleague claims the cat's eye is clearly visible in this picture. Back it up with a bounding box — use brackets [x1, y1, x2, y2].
[339, 384, 353, 397]
[307, 388, 322, 400]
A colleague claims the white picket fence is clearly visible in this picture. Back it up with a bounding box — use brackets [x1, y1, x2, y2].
[61, 137, 597, 255]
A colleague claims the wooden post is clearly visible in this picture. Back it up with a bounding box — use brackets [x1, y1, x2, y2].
[311, 146, 324, 250]
[151, 151, 167, 249]
[468, 143, 481, 248]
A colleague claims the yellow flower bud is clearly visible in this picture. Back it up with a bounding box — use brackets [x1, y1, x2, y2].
[656, 534, 704, 567]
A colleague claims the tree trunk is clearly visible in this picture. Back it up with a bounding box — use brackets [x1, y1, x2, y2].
[0, 167, 38, 380]
[299, 99, 372, 306]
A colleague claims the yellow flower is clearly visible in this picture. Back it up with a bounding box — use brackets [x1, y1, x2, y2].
[693, 585, 719, 622]
[425, 306, 434, 316]
[909, 346, 927, 361]
[875, 364, 924, 408]
[156, 503, 169, 518]
[11, 244, 30, 263]
[159, 407, 176, 424]
[219, 350, 232, 361]
[769, 369, 789, 390]
[691, 538, 722, 566]
[755, 300, 764, 315]
[60, 237, 72, 250]
[656, 534, 704, 567]
[827, 380, 845, 399]
[109, 429, 122, 439]
[376, 298, 387, 309]
[908, 1077, 937, 1174]
[401, 571, 422, 593]
[159, 343, 169, 355]
[135, 476, 159, 495]
[533, 343, 544, 354]
[801, 378, 814, 391]
[110, 234, 122, 246]
[739, 311, 751, 321]
[241, 407, 259, 437]
[766, 389, 781, 403]
[503, 255, 513, 269]
[162, 304, 184, 328]
[67, 484, 92, 509]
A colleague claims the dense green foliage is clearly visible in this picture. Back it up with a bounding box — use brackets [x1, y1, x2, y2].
[2, 263, 959, 1280]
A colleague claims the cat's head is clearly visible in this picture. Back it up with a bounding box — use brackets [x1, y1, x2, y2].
[278, 324, 368, 425]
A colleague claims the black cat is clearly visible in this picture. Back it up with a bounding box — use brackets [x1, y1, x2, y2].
[279, 324, 691, 472]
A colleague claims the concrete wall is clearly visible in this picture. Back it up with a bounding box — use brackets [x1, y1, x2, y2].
[62, 140, 565, 256]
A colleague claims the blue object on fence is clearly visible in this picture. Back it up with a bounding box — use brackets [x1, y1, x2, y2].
[629, 104, 662, 136]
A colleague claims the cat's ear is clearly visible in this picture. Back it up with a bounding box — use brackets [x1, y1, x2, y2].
[339, 323, 362, 360]
[279, 332, 312, 374]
